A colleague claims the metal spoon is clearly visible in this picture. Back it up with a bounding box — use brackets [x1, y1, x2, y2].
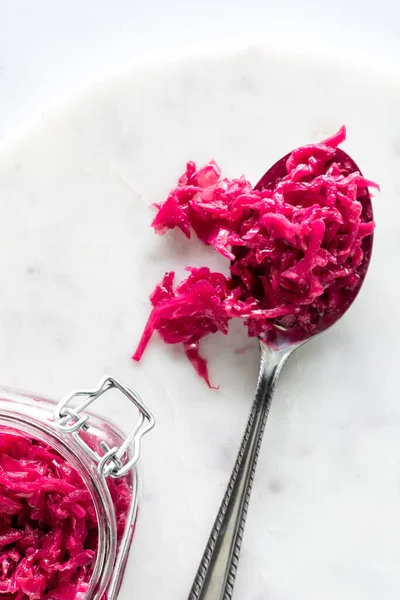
[187, 149, 374, 600]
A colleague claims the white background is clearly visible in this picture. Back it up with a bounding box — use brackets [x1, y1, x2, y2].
[1, 3, 400, 600]
[0, 0, 399, 147]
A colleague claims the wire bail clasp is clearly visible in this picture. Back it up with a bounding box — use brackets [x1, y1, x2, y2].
[53, 376, 155, 478]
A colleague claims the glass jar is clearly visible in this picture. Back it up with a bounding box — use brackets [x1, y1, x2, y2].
[0, 375, 155, 600]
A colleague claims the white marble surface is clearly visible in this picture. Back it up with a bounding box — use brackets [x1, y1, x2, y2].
[0, 47, 399, 599]
[1, 0, 400, 147]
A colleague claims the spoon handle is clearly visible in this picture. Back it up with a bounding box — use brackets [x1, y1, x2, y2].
[188, 343, 290, 600]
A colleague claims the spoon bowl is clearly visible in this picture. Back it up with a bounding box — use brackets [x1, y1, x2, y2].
[188, 145, 374, 600]
[255, 147, 374, 350]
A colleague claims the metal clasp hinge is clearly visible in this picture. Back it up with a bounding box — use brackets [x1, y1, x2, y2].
[53, 376, 155, 478]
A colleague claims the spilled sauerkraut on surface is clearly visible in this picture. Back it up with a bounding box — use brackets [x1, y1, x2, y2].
[133, 126, 378, 386]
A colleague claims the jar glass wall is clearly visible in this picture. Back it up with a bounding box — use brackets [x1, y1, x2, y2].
[0, 377, 153, 600]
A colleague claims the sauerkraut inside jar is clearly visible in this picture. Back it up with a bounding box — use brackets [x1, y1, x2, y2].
[0, 377, 154, 600]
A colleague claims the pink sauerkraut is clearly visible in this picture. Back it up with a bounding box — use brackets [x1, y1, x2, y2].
[0, 429, 131, 600]
[133, 126, 378, 385]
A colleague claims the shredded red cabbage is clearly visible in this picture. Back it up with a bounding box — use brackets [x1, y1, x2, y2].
[0, 430, 131, 599]
[134, 126, 378, 385]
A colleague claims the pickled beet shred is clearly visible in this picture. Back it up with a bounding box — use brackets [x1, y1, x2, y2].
[134, 126, 378, 385]
[0, 431, 131, 600]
